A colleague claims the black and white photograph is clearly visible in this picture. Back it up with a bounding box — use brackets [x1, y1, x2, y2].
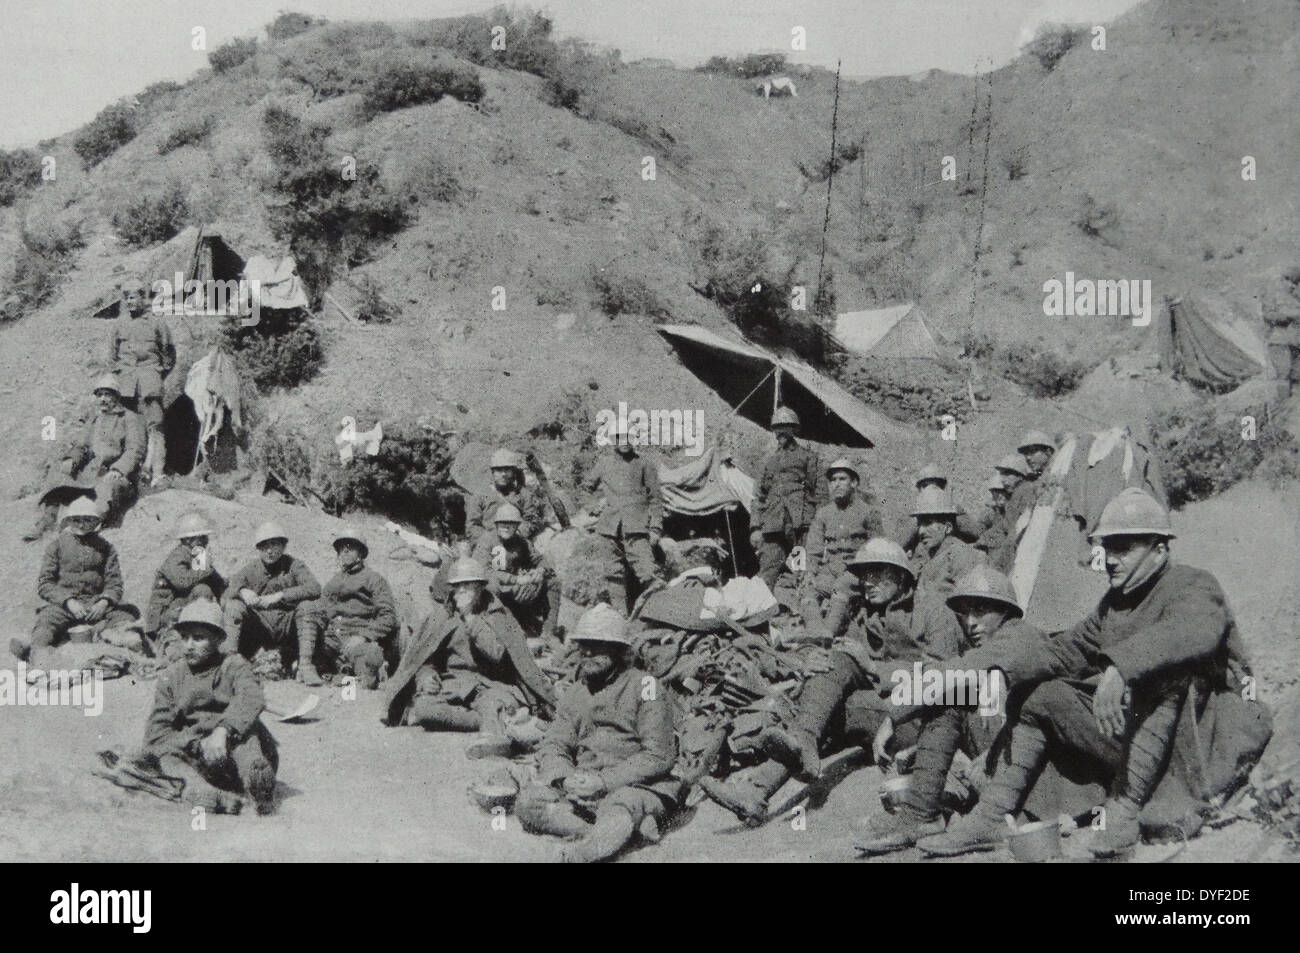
[0, 0, 1295, 901]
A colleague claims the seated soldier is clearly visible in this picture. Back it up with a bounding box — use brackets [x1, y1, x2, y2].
[24, 374, 145, 541]
[901, 465, 988, 554]
[472, 503, 560, 648]
[910, 485, 982, 620]
[515, 604, 681, 863]
[389, 558, 555, 757]
[221, 521, 321, 676]
[14, 496, 141, 665]
[146, 512, 226, 659]
[919, 488, 1252, 859]
[297, 527, 399, 688]
[856, 565, 1042, 855]
[973, 471, 1013, 568]
[797, 458, 882, 625]
[700, 538, 962, 826]
[467, 449, 555, 541]
[143, 600, 278, 815]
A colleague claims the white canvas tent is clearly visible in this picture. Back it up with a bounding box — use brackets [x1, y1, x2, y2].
[834, 303, 939, 359]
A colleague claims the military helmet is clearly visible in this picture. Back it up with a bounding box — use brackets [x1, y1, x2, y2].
[1017, 430, 1056, 455]
[570, 603, 631, 646]
[847, 537, 915, 582]
[994, 452, 1030, 477]
[332, 525, 368, 558]
[254, 520, 289, 547]
[947, 564, 1023, 618]
[825, 457, 859, 482]
[771, 407, 800, 429]
[176, 512, 212, 540]
[910, 485, 960, 518]
[1088, 487, 1175, 542]
[174, 599, 226, 638]
[489, 449, 524, 471]
[447, 557, 489, 585]
[493, 502, 523, 524]
[61, 496, 101, 523]
[986, 474, 1008, 493]
[92, 373, 121, 397]
[915, 463, 947, 488]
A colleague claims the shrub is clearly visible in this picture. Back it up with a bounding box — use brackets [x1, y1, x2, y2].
[158, 115, 214, 154]
[962, 330, 1089, 398]
[137, 80, 183, 109]
[219, 308, 324, 391]
[353, 275, 399, 323]
[697, 52, 787, 78]
[1024, 22, 1086, 71]
[0, 148, 43, 207]
[359, 54, 483, 117]
[1, 219, 86, 323]
[836, 355, 978, 424]
[266, 11, 326, 42]
[591, 269, 667, 318]
[209, 36, 258, 73]
[275, 22, 400, 99]
[111, 182, 191, 246]
[72, 103, 137, 166]
[401, 151, 463, 204]
[1151, 403, 1300, 508]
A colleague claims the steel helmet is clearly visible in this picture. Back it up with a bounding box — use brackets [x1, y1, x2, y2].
[986, 474, 1008, 493]
[847, 537, 915, 582]
[489, 449, 524, 471]
[61, 496, 101, 523]
[254, 520, 289, 547]
[915, 464, 947, 488]
[771, 407, 800, 429]
[492, 502, 523, 524]
[1017, 430, 1056, 454]
[947, 564, 1023, 618]
[994, 453, 1030, 477]
[1088, 487, 1175, 542]
[570, 603, 631, 646]
[176, 512, 212, 540]
[332, 525, 368, 558]
[174, 599, 226, 638]
[910, 485, 960, 518]
[825, 457, 859, 482]
[92, 373, 121, 396]
[447, 557, 489, 585]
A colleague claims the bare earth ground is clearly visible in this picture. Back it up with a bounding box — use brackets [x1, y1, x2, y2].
[0, 483, 1295, 863]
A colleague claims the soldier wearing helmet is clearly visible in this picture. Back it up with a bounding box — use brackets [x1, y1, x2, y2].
[145, 511, 227, 654]
[23, 373, 145, 542]
[382, 557, 555, 755]
[471, 502, 561, 649]
[16, 496, 141, 666]
[296, 526, 399, 688]
[749, 406, 822, 592]
[466, 448, 555, 541]
[582, 426, 663, 612]
[799, 458, 884, 624]
[701, 537, 963, 827]
[910, 485, 982, 619]
[108, 271, 175, 486]
[920, 488, 1259, 860]
[220, 520, 321, 675]
[516, 604, 679, 862]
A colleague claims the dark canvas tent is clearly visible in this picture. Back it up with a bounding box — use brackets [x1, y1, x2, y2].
[656, 324, 904, 448]
[834, 303, 939, 359]
[1153, 293, 1267, 391]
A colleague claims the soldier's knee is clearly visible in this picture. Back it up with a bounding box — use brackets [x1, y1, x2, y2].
[1020, 679, 1081, 724]
[514, 783, 561, 831]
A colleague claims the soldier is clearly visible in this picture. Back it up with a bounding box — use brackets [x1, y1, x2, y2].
[471, 503, 561, 646]
[108, 272, 175, 486]
[16, 496, 141, 665]
[221, 521, 321, 676]
[145, 512, 226, 657]
[910, 485, 982, 619]
[700, 538, 962, 826]
[918, 488, 1247, 858]
[902, 464, 990, 554]
[856, 565, 1042, 855]
[24, 374, 145, 541]
[143, 600, 278, 815]
[584, 428, 662, 612]
[467, 449, 554, 541]
[974, 473, 1014, 568]
[978, 453, 1032, 571]
[515, 604, 679, 863]
[296, 527, 399, 688]
[1262, 268, 1300, 402]
[1016, 431, 1055, 480]
[387, 558, 555, 757]
[749, 407, 821, 591]
[799, 458, 883, 623]
[914, 464, 947, 491]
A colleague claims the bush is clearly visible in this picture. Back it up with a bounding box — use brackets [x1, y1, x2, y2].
[72, 102, 137, 166]
[219, 308, 324, 391]
[353, 275, 399, 323]
[1151, 403, 1300, 508]
[836, 355, 978, 424]
[209, 36, 258, 73]
[158, 115, 214, 154]
[275, 22, 399, 99]
[1024, 22, 1086, 71]
[111, 182, 191, 246]
[137, 80, 183, 109]
[962, 330, 1089, 398]
[697, 52, 787, 78]
[1, 219, 86, 323]
[266, 11, 326, 42]
[0, 148, 43, 207]
[591, 269, 667, 318]
[359, 53, 483, 117]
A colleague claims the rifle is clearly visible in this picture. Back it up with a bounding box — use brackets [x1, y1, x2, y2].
[524, 450, 570, 530]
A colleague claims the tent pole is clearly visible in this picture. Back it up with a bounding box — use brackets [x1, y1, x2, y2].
[724, 507, 739, 579]
[773, 365, 782, 412]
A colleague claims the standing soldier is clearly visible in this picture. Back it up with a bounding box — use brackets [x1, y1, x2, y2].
[296, 527, 399, 689]
[584, 428, 662, 612]
[146, 512, 226, 657]
[749, 407, 821, 591]
[109, 272, 175, 486]
[1262, 268, 1300, 402]
[221, 521, 321, 676]
[799, 458, 883, 623]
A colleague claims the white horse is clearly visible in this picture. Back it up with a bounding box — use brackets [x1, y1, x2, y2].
[755, 77, 797, 99]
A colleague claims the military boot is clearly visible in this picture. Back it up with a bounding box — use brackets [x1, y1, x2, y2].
[564, 806, 638, 863]
[296, 629, 323, 687]
[759, 725, 821, 782]
[699, 762, 787, 827]
[245, 757, 277, 816]
[412, 701, 481, 732]
[855, 807, 945, 856]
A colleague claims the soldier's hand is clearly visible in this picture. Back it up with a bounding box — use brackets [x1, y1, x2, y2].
[65, 598, 88, 621]
[264, 592, 284, 607]
[1093, 665, 1128, 738]
[199, 727, 229, 765]
[749, 530, 763, 550]
[239, 588, 261, 607]
[872, 718, 894, 766]
[84, 599, 109, 624]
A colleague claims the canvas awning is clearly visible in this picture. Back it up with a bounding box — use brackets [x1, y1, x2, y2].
[657, 324, 902, 448]
[1154, 294, 1267, 390]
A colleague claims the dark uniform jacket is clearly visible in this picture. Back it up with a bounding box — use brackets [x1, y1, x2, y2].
[225, 554, 321, 630]
[314, 563, 399, 642]
[144, 653, 269, 756]
[38, 532, 123, 608]
[585, 452, 662, 537]
[467, 484, 553, 540]
[109, 314, 176, 401]
[64, 406, 146, 481]
[146, 542, 226, 633]
[753, 443, 821, 535]
[805, 495, 883, 582]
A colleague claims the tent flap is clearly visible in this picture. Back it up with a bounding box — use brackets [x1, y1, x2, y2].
[1158, 295, 1265, 389]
